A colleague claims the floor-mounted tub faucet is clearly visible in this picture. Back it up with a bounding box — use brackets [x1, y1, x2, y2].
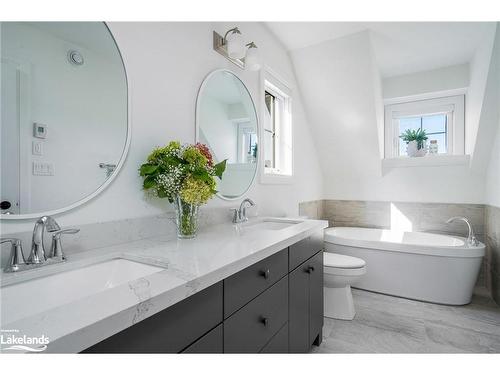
[446, 216, 479, 247]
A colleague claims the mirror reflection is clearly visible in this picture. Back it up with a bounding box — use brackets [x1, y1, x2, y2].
[1, 22, 128, 216]
[196, 70, 258, 199]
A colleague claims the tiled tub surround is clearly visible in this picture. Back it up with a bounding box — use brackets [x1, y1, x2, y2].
[299, 200, 485, 237]
[0, 216, 327, 353]
[486, 205, 500, 304]
[299, 200, 499, 304]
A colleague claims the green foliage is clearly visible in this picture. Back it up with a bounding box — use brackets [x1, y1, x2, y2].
[400, 128, 428, 150]
[213, 160, 227, 179]
[139, 141, 226, 205]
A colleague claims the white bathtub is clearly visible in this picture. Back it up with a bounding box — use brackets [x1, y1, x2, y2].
[324, 227, 486, 305]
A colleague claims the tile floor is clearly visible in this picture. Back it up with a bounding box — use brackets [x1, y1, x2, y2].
[313, 288, 500, 353]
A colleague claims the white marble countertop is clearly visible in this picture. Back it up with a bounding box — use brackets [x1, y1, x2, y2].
[0, 217, 328, 353]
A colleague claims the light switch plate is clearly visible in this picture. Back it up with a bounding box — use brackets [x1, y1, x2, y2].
[33, 161, 54, 176]
[32, 141, 43, 155]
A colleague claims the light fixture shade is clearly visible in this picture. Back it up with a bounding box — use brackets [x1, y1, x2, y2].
[245, 45, 261, 71]
[227, 31, 246, 59]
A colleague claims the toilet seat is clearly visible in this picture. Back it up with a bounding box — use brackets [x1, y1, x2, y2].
[324, 253, 366, 276]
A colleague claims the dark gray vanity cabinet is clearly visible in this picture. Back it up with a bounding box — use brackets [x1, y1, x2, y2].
[182, 324, 223, 353]
[289, 237, 324, 353]
[82, 233, 323, 354]
[83, 281, 223, 353]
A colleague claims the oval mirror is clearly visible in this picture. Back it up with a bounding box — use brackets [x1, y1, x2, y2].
[1, 22, 129, 219]
[196, 70, 258, 200]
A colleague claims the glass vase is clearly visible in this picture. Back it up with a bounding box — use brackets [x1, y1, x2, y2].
[174, 195, 199, 239]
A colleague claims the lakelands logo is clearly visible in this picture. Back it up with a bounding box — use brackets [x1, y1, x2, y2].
[0, 329, 49, 352]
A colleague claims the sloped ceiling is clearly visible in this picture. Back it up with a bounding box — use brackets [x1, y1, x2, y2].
[266, 22, 494, 77]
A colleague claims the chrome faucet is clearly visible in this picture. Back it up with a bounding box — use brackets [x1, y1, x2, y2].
[232, 198, 256, 223]
[28, 216, 61, 264]
[1, 216, 79, 273]
[446, 216, 479, 247]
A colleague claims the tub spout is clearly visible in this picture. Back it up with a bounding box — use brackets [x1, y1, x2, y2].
[446, 217, 479, 247]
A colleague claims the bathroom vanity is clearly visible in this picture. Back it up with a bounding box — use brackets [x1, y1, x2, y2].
[83, 233, 323, 353]
[0, 217, 328, 353]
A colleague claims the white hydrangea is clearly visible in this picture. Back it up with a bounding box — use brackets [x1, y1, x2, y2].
[155, 165, 184, 197]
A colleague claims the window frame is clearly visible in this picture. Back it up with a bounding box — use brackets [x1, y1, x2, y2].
[260, 68, 293, 184]
[384, 94, 465, 158]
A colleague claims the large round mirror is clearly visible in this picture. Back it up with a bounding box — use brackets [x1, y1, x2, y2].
[1, 22, 129, 219]
[196, 70, 258, 200]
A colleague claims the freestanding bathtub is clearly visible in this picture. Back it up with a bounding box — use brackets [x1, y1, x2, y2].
[324, 227, 486, 305]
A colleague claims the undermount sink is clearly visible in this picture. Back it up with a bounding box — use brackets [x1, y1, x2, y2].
[242, 219, 302, 231]
[0, 258, 164, 326]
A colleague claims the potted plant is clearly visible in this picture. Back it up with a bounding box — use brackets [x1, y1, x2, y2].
[400, 128, 428, 157]
[140, 141, 226, 239]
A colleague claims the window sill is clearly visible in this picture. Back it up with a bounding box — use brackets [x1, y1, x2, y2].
[382, 154, 470, 169]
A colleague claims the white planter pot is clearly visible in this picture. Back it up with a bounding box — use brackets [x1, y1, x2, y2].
[406, 140, 427, 157]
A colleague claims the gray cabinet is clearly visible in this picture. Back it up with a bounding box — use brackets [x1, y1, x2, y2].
[224, 249, 288, 318]
[224, 276, 288, 353]
[260, 323, 289, 353]
[82, 232, 323, 354]
[82, 281, 223, 353]
[182, 324, 223, 353]
[289, 250, 324, 353]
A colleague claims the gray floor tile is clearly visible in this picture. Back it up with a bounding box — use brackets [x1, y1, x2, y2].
[314, 289, 500, 353]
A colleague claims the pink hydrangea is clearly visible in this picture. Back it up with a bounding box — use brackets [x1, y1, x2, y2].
[195, 142, 213, 167]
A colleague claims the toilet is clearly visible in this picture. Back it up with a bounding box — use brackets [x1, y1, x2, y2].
[323, 252, 366, 320]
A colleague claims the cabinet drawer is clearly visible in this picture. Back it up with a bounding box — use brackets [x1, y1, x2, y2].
[260, 322, 289, 353]
[82, 282, 223, 353]
[182, 324, 223, 353]
[289, 232, 323, 271]
[224, 248, 288, 318]
[224, 276, 288, 353]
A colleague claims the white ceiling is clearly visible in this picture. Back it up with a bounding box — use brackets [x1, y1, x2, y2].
[266, 22, 496, 77]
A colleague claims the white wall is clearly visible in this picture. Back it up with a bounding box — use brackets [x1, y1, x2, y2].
[486, 117, 500, 208]
[485, 26, 500, 208]
[291, 30, 487, 204]
[466, 23, 497, 156]
[1, 22, 323, 234]
[382, 63, 469, 99]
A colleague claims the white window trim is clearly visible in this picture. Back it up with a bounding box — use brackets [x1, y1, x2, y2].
[384, 94, 465, 160]
[259, 67, 294, 184]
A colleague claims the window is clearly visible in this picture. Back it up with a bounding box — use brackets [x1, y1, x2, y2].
[262, 72, 292, 178]
[384, 94, 465, 158]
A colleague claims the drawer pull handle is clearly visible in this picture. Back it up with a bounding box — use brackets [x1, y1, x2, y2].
[260, 269, 270, 279]
[261, 317, 269, 326]
[306, 266, 315, 273]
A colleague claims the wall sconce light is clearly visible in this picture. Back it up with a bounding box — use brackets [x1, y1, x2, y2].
[213, 27, 261, 71]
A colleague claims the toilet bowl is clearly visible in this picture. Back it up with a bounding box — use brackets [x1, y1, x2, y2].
[323, 252, 366, 320]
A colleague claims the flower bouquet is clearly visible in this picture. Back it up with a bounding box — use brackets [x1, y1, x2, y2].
[140, 141, 226, 238]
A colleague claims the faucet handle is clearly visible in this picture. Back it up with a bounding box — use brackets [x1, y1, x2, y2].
[1, 237, 26, 272]
[230, 208, 240, 223]
[50, 228, 80, 260]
